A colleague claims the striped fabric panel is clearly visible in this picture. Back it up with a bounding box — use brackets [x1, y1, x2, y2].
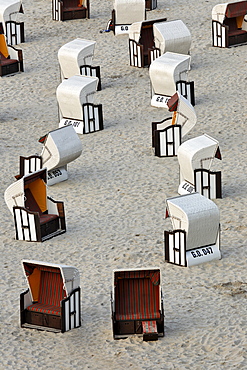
[39, 271, 65, 307]
[26, 303, 61, 316]
[114, 270, 159, 284]
[142, 320, 158, 334]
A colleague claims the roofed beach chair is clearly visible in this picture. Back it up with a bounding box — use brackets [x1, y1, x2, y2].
[177, 134, 222, 199]
[212, 1, 247, 47]
[52, 0, 89, 21]
[152, 92, 196, 157]
[111, 268, 164, 341]
[4, 168, 66, 242]
[164, 193, 221, 267]
[149, 51, 195, 108]
[58, 38, 101, 90]
[0, 22, 23, 76]
[57, 75, 103, 134]
[20, 260, 81, 332]
[0, 0, 24, 45]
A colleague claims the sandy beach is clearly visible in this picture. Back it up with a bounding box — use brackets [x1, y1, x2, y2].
[0, 0, 247, 368]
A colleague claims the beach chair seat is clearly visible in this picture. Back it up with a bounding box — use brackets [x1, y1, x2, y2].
[0, 22, 23, 76]
[20, 260, 81, 332]
[212, 1, 247, 47]
[52, 0, 89, 21]
[0, 0, 24, 45]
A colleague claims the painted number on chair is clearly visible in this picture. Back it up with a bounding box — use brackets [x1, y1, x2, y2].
[48, 169, 62, 179]
[190, 247, 214, 259]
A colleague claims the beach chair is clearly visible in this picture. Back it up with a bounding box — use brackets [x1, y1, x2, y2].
[152, 92, 196, 157]
[52, 0, 89, 21]
[212, 1, 247, 47]
[4, 168, 66, 242]
[177, 134, 222, 199]
[20, 260, 81, 332]
[15, 125, 82, 185]
[164, 193, 221, 267]
[0, 22, 23, 76]
[0, 0, 24, 45]
[111, 268, 164, 341]
[58, 38, 101, 90]
[57, 75, 103, 134]
[105, 0, 146, 35]
[149, 52, 195, 108]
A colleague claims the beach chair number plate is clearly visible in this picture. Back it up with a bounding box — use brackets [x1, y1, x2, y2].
[186, 243, 221, 267]
[115, 25, 129, 35]
[151, 95, 170, 108]
[178, 181, 195, 195]
[59, 118, 84, 134]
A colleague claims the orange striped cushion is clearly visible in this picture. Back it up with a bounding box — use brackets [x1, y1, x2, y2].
[142, 320, 157, 334]
[39, 271, 65, 307]
[26, 303, 61, 316]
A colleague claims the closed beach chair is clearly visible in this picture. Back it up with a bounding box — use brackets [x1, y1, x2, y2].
[149, 51, 195, 107]
[111, 268, 164, 341]
[58, 38, 101, 90]
[57, 75, 103, 134]
[164, 193, 221, 267]
[4, 168, 66, 242]
[0, 22, 23, 76]
[212, 1, 247, 47]
[52, 0, 89, 21]
[20, 260, 81, 332]
[152, 92, 196, 157]
[0, 0, 24, 45]
[177, 134, 222, 199]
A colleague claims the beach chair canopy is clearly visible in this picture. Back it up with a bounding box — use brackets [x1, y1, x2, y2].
[56, 75, 98, 120]
[58, 38, 96, 79]
[22, 259, 80, 301]
[168, 92, 196, 137]
[153, 19, 191, 55]
[149, 52, 191, 98]
[212, 1, 247, 24]
[166, 193, 220, 251]
[40, 125, 82, 171]
[0, 0, 23, 27]
[177, 134, 221, 184]
[114, 0, 145, 25]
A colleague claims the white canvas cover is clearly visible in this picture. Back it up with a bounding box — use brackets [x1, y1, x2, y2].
[58, 38, 96, 79]
[114, 0, 145, 25]
[212, 3, 228, 23]
[56, 75, 98, 121]
[153, 20, 191, 55]
[22, 259, 80, 299]
[166, 193, 220, 251]
[0, 0, 22, 27]
[40, 125, 82, 171]
[178, 134, 220, 184]
[149, 52, 191, 98]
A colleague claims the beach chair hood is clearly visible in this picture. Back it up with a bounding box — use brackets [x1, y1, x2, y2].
[114, 0, 145, 25]
[0, 0, 23, 25]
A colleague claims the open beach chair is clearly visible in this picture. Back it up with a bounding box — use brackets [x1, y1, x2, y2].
[152, 92, 196, 157]
[52, 0, 89, 21]
[212, 1, 247, 47]
[58, 38, 101, 90]
[0, 0, 24, 45]
[20, 260, 81, 332]
[0, 22, 23, 76]
[111, 268, 164, 341]
[177, 134, 222, 199]
[57, 75, 103, 134]
[164, 193, 221, 267]
[15, 125, 82, 185]
[4, 168, 66, 242]
[149, 51, 195, 108]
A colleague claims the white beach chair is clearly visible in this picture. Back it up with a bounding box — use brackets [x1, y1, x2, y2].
[149, 51, 195, 108]
[52, 0, 89, 21]
[177, 134, 222, 199]
[212, 1, 247, 47]
[164, 193, 221, 267]
[58, 38, 101, 90]
[0, 0, 24, 45]
[4, 168, 66, 242]
[152, 92, 196, 157]
[20, 260, 81, 332]
[57, 75, 104, 134]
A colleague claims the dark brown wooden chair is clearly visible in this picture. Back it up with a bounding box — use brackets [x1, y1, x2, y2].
[0, 23, 23, 76]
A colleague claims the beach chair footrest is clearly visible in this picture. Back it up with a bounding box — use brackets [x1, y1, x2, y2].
[142, 321, 158, 341]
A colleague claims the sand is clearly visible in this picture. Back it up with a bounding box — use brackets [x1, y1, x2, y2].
[0, 0, 247, 368]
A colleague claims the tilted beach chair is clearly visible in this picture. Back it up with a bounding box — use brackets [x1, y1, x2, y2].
[58, 38, 101, 90]
[149, 51, 195, 108]
[4, 168, 66, 241]
[164, 193, 221, 267]
[57, 75, 103, 134]
[111, 268, 164, 341]
[152, 92, 196, 157]
[20, 260, 81, 332]
[0, 22, 23, 76]
[177, 134, 222, 199]
[212, 1, 247, 47]
[0, 0, 24, 45]
[52, 0, 89, 21]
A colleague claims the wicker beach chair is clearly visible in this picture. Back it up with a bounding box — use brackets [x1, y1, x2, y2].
[0, 0, 24, 45]
[20, 260, 81, 332]
[0, 22, 23, 76]
[52, 0, 89, 21]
